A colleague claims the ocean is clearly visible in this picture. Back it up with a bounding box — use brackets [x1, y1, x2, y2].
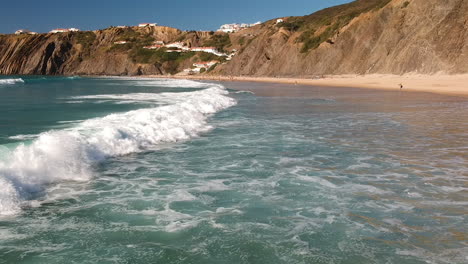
[0, 76, 467, 263]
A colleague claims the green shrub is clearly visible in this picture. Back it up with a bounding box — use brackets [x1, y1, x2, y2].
[296, 0, 392, 53]
[277, 20, 304, 32]
[203, 34, 231, 52]
[129, 48, 196, 74]
[75, 32, 96, 48]
[402, 1, 410, 8]
[207, 63, 218, 72]
[238, 37, 245, 45]
[294, 0, 391, 53]
[198, 52, 220, 62]
[108, 43, 133, 52]
[118, 30, 140, 41]
[298, 28, 316, 43]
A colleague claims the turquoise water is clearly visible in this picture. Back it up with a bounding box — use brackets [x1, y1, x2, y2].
[0, 76, 467, 263]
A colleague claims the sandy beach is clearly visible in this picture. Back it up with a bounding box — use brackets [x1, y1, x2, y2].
[144, 74, 468, 97]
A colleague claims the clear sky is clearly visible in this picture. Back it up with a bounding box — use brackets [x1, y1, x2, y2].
[1, 0, 353, 34]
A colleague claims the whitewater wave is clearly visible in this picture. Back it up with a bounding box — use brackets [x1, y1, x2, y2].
[69, 90, 212, 105]
[102, 77, 211, 88]
[0, 82, 236, 216]
[0, 78, 24, 85]
[8, 134, 38, 141]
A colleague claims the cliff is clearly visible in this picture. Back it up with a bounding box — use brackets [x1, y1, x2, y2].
[0, 26, 224, 75]
[0, 0, 467, 76]
[218, 0, 468, 76]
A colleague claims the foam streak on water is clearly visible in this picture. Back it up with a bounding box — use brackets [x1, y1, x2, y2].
[0, 81, 236, 216]
[0, 78, 24, 85]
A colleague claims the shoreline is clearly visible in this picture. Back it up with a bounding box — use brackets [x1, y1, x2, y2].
[143, 74, 468, 98]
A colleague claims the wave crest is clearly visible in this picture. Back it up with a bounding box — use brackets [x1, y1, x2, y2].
[0, 82, 236, 216]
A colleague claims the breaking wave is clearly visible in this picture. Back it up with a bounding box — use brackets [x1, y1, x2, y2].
[0, 78, 24, 85]
[0, 82, 236, 216]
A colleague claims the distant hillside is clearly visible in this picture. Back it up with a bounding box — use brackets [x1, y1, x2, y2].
[0, 26, 232, 75]
[217, 0, 468, 76]
[0, 0, 467, 76]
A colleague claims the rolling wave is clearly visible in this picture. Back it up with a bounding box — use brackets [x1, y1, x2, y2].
[0, 82, 236, 216]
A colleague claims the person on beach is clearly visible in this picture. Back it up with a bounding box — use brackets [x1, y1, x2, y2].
[399, 83, 403, 90]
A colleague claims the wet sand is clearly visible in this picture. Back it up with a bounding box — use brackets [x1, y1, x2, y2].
[144, 74, 468, 98]
[218, 80, 468, 107]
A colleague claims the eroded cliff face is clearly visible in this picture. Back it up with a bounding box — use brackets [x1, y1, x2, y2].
[0, 26, 186, 76]
[218, 0, 468, 76]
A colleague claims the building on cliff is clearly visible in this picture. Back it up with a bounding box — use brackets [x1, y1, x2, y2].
[15, 29, 37, 35]
[190, 47, 227, 57]
[217, 22, 261, 33]
[138, 23, 157, 27]
[165, 42, 185, 49]
[49, 28, 80, 33]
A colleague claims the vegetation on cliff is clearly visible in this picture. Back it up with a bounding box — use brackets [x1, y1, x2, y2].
[277, 0, 393, 52]
[0, 25, 234, 75]
[202, 34, 231, 52]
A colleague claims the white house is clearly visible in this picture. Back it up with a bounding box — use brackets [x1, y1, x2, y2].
[217, 24, 240, 33]
[49, 28, 80, 33]
[50, 28, 69, 33]
[276, 19, 284, 24]
[114, 41, 128, 45]
[15, 29, 32, 35]
[165, 42, 185, 49]
[138, 23, 157, 27]
[154, 40, 165, 45]
[190, 47, 217, 53]
[217, 22, 262, 33]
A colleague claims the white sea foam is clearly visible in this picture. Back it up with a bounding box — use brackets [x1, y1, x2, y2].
[56, 120, 85, 124]
[234, 90, 255, 95]
[0, 78, 24, 85]
[8, 134, 38, 140]
[102, 77, 211, 88]
[69, 92, 193, 105]
[0, 178, 20, 216]
[0, 81, 236, 216]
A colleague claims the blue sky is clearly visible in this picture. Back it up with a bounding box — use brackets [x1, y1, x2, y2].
[1, 0, 352, 34]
